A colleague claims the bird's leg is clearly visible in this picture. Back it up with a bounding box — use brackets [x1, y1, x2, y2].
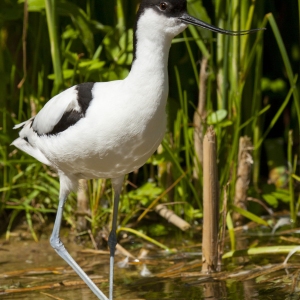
[50, 180, 108, 300]
[108, 176, 124, 300]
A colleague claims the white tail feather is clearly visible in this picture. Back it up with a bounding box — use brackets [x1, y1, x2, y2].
[11, 138, 51, 166]
[13, 117, 34, 129]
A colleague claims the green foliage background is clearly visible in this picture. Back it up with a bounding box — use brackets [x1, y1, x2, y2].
[0, 0, 299, 242]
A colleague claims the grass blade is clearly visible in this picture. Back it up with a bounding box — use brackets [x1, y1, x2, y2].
[256, 76, 297, 149]
[231, 206, 269, 227]
[117, 227, 170, 251]
[223, 245, 300, 259]
[45, 0, 64, 94]
[267, 13, 300, 130]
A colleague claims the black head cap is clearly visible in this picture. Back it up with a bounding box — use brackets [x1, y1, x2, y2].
[133, 0, 188, 62]
[137, 0, 187, 19]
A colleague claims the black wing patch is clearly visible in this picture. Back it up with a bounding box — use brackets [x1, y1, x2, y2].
[49, 110, 82, 135]
[77, 82, 95, 115]
[46, 82, 95, 136]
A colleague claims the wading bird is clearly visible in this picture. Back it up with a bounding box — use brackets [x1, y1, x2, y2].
[12, 0, 263, 299]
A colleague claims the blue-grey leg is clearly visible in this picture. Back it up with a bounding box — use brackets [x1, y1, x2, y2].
[108, 176, 124, 300]
[50, 182, 108, 300]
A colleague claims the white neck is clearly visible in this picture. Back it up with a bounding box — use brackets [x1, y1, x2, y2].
[127, 10, 174, 94]
[130, 35, 172, 76]
[124, 9, 187, 108]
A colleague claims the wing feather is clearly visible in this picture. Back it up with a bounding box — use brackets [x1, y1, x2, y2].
[32, 86, 79, 135]
[13, 117, 34, 129]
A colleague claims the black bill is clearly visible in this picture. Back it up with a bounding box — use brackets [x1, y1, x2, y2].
[179, 13, 265, 35]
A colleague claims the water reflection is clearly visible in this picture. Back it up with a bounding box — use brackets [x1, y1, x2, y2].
[1, 236, 300, 299]
[236, 235, 258, 300]
[203, 281, 227, 299]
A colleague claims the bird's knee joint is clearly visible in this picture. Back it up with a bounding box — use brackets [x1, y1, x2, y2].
[108, 231, 117, 254]
[50, 236, 65, 251]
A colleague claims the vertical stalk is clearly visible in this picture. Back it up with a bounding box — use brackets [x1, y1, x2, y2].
[215, 0, 222, 20]
[45, 0, 64, 95]
[31, 14, 43, 94]
[183, 31, 199, 83]
[226, 212, 235, 251]
[267, 14, 300, 131]
[288, 131, 295, 224]
[86, 0, 92, 19]
[221, 32, 230, 110]
[216, 18, 224, 109]
[218, 184, 229, 270]
[18, 86, 24, 121]
[240, 0, 255, 64]
[17, 0, 28, 89]
[228, 0, 242, 201]
[202, 127, 219, 273]
[116, 0, 125, 36]
[251, 40, 263, 187]
[233, 136, 253, 226]
[183, 91, 191, 173]
[216, 0, 228, 109]
[0, 27, 7, 192]
[231, 0, 240, 92]
[0, 28, 6, 129]
[298, 0, 300, 77]
[193, 57, 208, 176]
[228, 0, 241, 120]
[77, 179, 89, 232]
[240, 0, 248, 31]
[0, 29, 4, 98]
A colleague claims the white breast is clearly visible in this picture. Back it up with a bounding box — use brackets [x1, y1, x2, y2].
[33, 78, 167, 179]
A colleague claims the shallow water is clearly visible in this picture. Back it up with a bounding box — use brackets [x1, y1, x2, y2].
[1, 228, 300, 300]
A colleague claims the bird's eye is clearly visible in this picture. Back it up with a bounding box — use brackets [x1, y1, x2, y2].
[159, 2, 167, 11]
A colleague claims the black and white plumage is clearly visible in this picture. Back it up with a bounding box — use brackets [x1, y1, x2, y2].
[12, 1, 262, 299]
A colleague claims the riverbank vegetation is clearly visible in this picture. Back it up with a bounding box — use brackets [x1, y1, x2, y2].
[0, 0, 299, 256]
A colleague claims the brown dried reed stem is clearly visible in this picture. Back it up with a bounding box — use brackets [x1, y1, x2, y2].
[202, 126, 219, 273]
[193, 57, 208, 179]
[155, 204, 191, 231]
[233, 136, 253, 226]
[77, 179, 89, 231]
